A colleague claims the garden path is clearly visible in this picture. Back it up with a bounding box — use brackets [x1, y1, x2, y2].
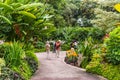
[31, 51, 107, 80]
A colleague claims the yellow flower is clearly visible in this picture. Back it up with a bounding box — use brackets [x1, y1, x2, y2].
[66, 49, 78, 57]
[114, 4, 120, 12]
[101, 47, 106, 53]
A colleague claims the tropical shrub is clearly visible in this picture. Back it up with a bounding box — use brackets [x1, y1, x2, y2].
[86, 53, 120, 80]
[0, 45, 5, 57]
[79, 37, 95, 68]
[0, 58, 5, 75]
[11, 62, 32, 80]
[0, 67, 23, 80]
[22, 43, 34, 52]
[25, 51, 39, 74]
[91, 0, 120, 33]
[104, 27, 120, 65]
[0, 1, 55, 42]
[61, 42, 70, 51]
[88, 27, 105, 41]
[0, 41, 38, 80]
[71, 27, 89, 41]
[0, 58, 23, 80]
[34, 41, 45, 49]
[50, 27, 104, 43]
[86, 53, 103, 75]
[34, 41, 45, 52]
[3, 41, 25, 67]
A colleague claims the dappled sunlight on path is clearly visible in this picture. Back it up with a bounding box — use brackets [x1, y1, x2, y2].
[31, 51, 107, 80]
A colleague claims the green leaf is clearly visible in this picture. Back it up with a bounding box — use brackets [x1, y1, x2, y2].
[4, 0, 11, 4]
[22, 30, 27, 35]
[0, 15, 11, 24]
[0, 2, 14, 10]
[43, 14, 54, 19]
[11, 3, 23, 8]
[43, 23, 54, 27]
[18, 11, 36, 19]
[16, 3, 43, 10]
[34, 19, 44, 25]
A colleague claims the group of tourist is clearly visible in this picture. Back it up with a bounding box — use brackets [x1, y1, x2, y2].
[45, 40, 61, 59]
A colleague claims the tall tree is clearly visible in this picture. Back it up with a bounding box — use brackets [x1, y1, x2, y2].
[91, 0, 120, 32]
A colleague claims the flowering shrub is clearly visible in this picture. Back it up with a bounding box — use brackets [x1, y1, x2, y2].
[64, 48, 78, 65]
[86, 53, 120, 80]
[104, 27, 120, 65]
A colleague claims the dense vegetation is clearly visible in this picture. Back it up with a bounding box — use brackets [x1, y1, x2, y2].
[0, 0, 120, 80]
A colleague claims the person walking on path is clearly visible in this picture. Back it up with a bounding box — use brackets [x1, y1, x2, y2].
[45, 41, 51, 59]
[55, 40, 61, 58]
[51, 40, 56, 53]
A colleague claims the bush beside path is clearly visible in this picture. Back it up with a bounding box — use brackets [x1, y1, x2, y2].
[31, 51, 107, 80]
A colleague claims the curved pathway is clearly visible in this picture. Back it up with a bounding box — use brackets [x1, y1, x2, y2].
[31, 51, 107, 80]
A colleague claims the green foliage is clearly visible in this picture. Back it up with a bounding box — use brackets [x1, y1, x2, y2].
[0, 15, 11, 24]
[0, 1, 55, 42]
[101, 64, 120, 80]
[79, 37, 94, 57]
[0, 2, 14, 11]
[11, 61, 32, 80]
[16, 3, 43, 10]
[61, 43, 70, 51]
[88, 27, 105, 40]
[77, 0, 97, 26]
[0, 41, 38, 80]
[51, 27, 105, 42]
[86, 53, 103, 75]
[0, 44, 5, 57]
[0, 58, 5, 75]
[80, 57, 89, 68]
[25, 50, 39, 74]
[0, 67, 23, 80]
[91, 0, 120, 32]
[104, 27, 120, 65]
[86, 53, 120, 80]
[34, 41, 45, 49]
[79, 37, 97, 68]
[0, 58, 5, 67]
[71, 27, 89, 41]
[3, 41, 25, 67]
[22, 43, 34, 51]
[17, 11, 36, 19]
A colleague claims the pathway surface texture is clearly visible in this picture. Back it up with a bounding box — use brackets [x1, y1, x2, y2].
[31, 51, 107, 80]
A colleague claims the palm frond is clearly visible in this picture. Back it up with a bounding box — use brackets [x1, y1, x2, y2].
[34, 19, 44, 25]
[11, 3, 23, 8]
[4, 0, 11, 4]
[0, 15, 11, 24]
[43, 14, 54, 19]
[18, 11, 36, 19]
[16, 3, 43, 10]
[0, 2, 14, 10]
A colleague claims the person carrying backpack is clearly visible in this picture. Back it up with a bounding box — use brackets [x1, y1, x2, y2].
[55, 40, 61, 58]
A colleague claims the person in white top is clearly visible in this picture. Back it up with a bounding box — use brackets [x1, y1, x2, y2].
[45, 41, 51, 59]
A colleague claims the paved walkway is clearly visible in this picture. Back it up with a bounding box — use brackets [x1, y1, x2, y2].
[31, 51, 107, 80]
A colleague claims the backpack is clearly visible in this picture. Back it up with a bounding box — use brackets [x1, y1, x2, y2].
[55, 42, 60, 49]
